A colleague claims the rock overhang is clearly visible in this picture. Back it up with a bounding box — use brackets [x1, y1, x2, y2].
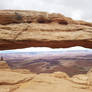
[0, 10, 92, 50]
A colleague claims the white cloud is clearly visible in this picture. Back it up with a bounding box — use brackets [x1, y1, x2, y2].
[0, 0, 92, 22]
[14, 46, 92, 52]
[0, 46, 91, 53]
[71, 10, 83, 20]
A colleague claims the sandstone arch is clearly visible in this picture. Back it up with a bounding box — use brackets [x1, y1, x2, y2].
[0, 10, 92, 50]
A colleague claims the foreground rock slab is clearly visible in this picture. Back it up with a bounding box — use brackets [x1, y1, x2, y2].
[0, 71, 35, 85]
[0, 10, 92, 50]
[0, 69, 92, 92]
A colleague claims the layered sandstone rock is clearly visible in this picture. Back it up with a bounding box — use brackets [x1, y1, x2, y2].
[0, 70, 36, 85]
[87, 68, 92, 90]
[51, 71, 69, 79]
[0, 67, 92, 92]
[0, 10, 75, 25]
[71, 74, 88, 85]
[0, 59, 92, 92]
[0, 10, 92, 50]
[0, 61, 10, 69]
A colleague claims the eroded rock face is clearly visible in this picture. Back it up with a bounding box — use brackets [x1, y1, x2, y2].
[0, 60, 92, 92]
[0, 10, 75, 25]
[0, 69, 92, 92]
[0, 10, 92, 50]
[0, 61, 10, 69]
[0, 70, 35, 85]
[87, 68, 92, 89]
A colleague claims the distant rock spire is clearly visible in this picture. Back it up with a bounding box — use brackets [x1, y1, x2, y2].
[0, 56, 4, 61]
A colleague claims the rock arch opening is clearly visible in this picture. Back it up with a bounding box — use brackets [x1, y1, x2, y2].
[0, 46, 92, 76]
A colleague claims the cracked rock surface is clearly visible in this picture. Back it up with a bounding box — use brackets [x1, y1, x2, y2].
[0, 60, 92, 92]
[0, 10, 92, 50]
[0, 69, 92, 92]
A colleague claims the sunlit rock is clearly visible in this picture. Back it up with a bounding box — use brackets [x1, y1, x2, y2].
[0, 10, 92, 50]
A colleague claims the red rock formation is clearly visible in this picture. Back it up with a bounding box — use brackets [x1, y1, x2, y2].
[0, 10, 74, 24]
[0, 10, 92, 50]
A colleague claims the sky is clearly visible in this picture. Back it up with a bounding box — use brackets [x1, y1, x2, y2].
[0, 46, 92, 53]
[0, 0, 92, 22]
